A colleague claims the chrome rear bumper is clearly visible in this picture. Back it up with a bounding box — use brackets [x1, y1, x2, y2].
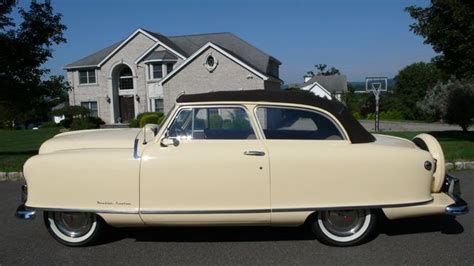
[443, 174, 469, 215]
[14, 185, 36, 220]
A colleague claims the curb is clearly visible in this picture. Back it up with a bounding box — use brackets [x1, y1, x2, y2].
[0, 172, 24, 182]
[1, 161, 474, 182]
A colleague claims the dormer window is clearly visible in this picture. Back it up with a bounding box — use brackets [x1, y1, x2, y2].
[78, 69, 96, 84]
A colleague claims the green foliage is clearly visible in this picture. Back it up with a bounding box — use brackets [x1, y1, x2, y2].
[417, 80, 451, 122]
[351, 112, 363, 120]
[406, 1, 474, 79]
[444, 82, 474, 132]
[139, 113, 165, 127]
[208, 114, 223, 129]
[315, 64, 341, 76]
[41, 121, 61, 128]
[392, 62, 441, 120]
[130, 112, 164, 128]
[51, 105, 90, 119]
[69, 117, 105, 131]
[365, 110, 404, 120]
[0, 1, 67, 127]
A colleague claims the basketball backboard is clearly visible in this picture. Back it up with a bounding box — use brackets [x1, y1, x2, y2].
[365, 77, 388, 95]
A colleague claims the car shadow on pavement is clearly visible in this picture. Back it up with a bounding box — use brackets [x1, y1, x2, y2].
[99, 225, 316, 244]
[378, 215, 464, 236]
[97, 215, 463, 245]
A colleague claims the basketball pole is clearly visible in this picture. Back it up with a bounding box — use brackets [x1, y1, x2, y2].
[375, 90, 380, 132]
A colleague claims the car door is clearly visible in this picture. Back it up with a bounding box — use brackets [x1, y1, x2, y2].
[139, 105, 271, 225]
[254, 105, 354, 213]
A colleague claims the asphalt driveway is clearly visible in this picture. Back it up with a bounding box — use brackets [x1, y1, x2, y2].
[0, 171, 472, 265]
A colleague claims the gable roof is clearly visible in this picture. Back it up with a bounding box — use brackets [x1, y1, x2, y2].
[160, 42, 269, 85]
[168, 32, 280, 77]
[64, 29, 280, 78]
[304, 75, 348, 93]
[142, 50, 178, 61]
[64, 40, 122, 69]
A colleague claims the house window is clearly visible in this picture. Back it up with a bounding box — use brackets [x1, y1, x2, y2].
[119, 67, 133, 90]
[81, 101, 98, 117]
[78, 69, 96, 84]
[166, 63, 174, 75]
[155, 99, 164, 113]
[151, 63, 163, 79]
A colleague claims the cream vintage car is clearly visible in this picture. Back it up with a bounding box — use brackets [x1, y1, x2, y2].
[16, 90, 468, 247]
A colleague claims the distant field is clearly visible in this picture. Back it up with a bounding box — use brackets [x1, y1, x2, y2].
[380, 131, 474, 162]
[0, 128, 61, 172]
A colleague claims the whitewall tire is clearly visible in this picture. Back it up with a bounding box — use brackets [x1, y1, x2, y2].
[311, 209, 376, 246]
[44, 211, 103, 247]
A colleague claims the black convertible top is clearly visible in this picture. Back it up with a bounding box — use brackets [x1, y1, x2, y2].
[177, 90, 375, 143]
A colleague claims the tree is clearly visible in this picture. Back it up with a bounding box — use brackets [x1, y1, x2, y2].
[315, 64, 340, 76]
[418, 79, 474, 131]
[392, 62, 440, 120]
[444, 81, 474, 131]
[406, 0, 474, 79]
[0, 0, 67, 128]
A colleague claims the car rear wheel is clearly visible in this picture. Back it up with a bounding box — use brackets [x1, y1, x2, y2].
[311, 209, 376, 246]
[44, 211, 103, 247]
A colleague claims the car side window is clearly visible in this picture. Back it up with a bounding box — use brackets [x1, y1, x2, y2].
[168, 107, 256, 140]
[256, 106, 344, 140]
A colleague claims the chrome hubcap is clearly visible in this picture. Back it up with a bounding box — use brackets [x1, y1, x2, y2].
[321, 209, 367, 237]
[52, 212, 94, 238]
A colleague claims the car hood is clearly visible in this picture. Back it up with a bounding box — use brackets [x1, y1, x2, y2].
[372, 134, 417, 149]
[39, 128, 141, 154]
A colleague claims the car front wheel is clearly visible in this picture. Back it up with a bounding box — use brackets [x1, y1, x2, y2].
[311, 209, 376, 246]
[44, 211, 103, 247]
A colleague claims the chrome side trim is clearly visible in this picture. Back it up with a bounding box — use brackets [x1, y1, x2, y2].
[140, 209, 271, 215]
[26, 200, 434, 216]
[28, 206, 139, 215]
[140, 199, 434, 215]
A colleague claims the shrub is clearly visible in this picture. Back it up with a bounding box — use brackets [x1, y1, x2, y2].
[69, 117, 105, 131]
[51, 106, 90, 118]
[351, 112, 363, 120]
[444, 83, 474, 131]
[139, 113, 165, 128]
[130, 112, 164, 128]
[41, 121, 61, 128]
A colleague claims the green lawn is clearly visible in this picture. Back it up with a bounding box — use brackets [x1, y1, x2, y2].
[0, 127, 472, 172]
[380, 131, 474, 162]
[0, 128, 61, 172]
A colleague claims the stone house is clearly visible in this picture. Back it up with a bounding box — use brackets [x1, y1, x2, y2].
[65, 28, 282, 124]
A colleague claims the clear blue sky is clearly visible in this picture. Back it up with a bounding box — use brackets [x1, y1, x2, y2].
[15, 0, 435, 83]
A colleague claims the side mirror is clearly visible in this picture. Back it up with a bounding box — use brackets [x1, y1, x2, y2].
[160, 137, 179, 147]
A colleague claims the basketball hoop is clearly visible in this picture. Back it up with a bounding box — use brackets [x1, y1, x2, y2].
[365, 77, 388, 132]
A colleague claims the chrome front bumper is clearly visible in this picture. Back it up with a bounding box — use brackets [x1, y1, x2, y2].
[15, 185, 36, 220]
[443, 174, 469, 215]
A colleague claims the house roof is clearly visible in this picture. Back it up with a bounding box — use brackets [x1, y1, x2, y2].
[177, 90, 375, 144]
[303, 75, 348, 93]
[64, 40, 122, 68]
[65, 29, 280, 78]
[142, 50, 178, 61]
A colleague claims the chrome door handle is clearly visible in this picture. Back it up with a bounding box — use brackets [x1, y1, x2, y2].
[244, 151, 265, 156]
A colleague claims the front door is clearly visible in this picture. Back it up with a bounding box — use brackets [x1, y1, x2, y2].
[119, 96, 135, 123]
[139, 106, 271, 225]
